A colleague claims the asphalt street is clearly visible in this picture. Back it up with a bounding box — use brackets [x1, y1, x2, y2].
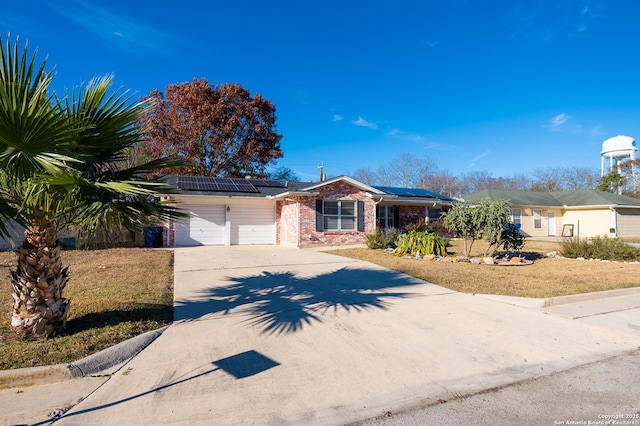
[359, 349, 640, 426]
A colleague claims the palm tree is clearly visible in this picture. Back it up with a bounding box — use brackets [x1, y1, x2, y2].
[0, 36, 184, 340]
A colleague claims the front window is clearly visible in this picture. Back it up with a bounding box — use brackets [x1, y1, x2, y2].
[428, 208, 443, 221]
[376, 206, 396, 229]
[533, 209, 542, 229]
[510, 208, 522, 226]
[324, 201, 356, 231]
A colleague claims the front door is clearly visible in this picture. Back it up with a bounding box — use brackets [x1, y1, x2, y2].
[547, 211, 556, 236]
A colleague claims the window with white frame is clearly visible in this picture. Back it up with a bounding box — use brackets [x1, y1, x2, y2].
[533, 209, 542, 229]
[510, 208, 522, 226]
[323, 201, 356, 231]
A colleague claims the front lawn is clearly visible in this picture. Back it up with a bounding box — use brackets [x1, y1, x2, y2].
[328, 239, 640, 298]
[0, 248, 173, 370]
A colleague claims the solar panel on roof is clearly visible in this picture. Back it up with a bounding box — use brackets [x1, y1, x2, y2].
[177, 176, 198, 190]
[176, 176, 260, 193]
[216, 183, 236, 191]
[374, 186, 446, 198]
[199, 181, 219, 191]
[248, 179, 286, 188]
[234, 183, 259, 192]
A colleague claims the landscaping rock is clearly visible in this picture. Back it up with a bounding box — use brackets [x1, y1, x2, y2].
[483, 257, 495, 265]
[423, 254, 436, 261]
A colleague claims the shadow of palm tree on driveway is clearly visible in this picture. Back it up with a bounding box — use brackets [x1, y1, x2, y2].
[174, 267, 426, 335]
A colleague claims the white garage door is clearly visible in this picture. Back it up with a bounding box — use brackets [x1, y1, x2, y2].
[231, 205, 276, 245]
[175, 205, 226, 246]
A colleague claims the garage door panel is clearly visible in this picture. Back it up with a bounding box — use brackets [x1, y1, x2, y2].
[231, 206, 275, 245]
[175, 205, 226, 246]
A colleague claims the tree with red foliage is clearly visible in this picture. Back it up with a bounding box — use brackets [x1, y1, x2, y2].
[140, 79, 283, 177]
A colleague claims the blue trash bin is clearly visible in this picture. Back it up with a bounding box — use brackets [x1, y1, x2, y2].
[143, 226, 163, 247]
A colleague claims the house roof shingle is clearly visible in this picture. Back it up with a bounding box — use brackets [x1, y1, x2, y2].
[464, 189, 640, 208]
[165, 175, 455, 204]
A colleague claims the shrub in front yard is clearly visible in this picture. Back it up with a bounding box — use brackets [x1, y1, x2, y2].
[365, 228, 399, 249]
[395, 231, 447, 257]
[559, 236, 640, 261]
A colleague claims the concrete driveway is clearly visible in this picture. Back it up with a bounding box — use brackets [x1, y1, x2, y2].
[49, 246, 640, 425]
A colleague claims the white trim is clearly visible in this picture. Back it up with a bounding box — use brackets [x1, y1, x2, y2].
[533, 209, 543, 230]
[510, 208, 522, 225]
[323, 200, 357, 231]
[271, 190, 319, 199]
[301, 175, 386, 194]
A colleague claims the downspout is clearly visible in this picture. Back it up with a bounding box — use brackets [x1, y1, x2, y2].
[610, 205, 618, 237]
[373, 197, 384, 229]
[297, 201, 301, 247]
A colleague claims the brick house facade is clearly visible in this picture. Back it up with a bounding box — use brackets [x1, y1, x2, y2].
[164, 175, 455, 247]
[280, 180, 377, 246]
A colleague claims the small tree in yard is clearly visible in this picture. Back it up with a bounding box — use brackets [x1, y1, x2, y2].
[476, 199, 511, 256]
[443, 198, 513, 257]
[442, 202, 478, 257]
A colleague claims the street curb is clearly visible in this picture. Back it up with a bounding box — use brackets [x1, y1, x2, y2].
[476, 286, 640, 309]
[541, 286, 640, 307]
[0, 326, 168, 390]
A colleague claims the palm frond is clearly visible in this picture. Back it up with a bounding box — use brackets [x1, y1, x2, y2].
[0, 36, 79, 180]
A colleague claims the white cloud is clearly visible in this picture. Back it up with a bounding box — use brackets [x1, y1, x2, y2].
[386, 128, 422, 142]
[544, 113, 572, 131]
[421, 39, 440, 48]
[333, 114, 344, 121]
[352, 116, 378, 129]
[468, 149, 491, 169]
[50, 0, 179, 54]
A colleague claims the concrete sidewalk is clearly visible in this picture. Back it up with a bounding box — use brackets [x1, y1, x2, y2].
[2, 246, 640, 425]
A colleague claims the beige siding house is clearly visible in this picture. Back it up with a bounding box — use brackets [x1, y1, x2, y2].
[465, 189, 640, 239]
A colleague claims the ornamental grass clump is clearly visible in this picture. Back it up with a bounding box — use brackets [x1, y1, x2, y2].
[395, 231, 447, 257]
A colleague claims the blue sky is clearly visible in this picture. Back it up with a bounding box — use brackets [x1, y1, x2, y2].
[3, 0, 640, 181]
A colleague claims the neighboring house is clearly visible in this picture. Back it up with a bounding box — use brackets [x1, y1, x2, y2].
[163, 175, 455, 247]
[465, 189, 640, 238]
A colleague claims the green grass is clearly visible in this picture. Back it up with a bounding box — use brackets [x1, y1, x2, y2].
[0, 248, 173, 370]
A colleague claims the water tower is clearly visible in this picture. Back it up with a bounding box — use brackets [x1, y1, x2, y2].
[601, 135, 637, 191]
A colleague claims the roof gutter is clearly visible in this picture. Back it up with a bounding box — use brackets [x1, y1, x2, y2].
[270, 191, 319, 199]
[563, 204, 640, 210]
[365, 192, 397, 199]
[384, 197, 456, 206]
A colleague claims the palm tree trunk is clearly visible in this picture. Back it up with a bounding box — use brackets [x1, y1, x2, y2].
[10, 219, 70, 339]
